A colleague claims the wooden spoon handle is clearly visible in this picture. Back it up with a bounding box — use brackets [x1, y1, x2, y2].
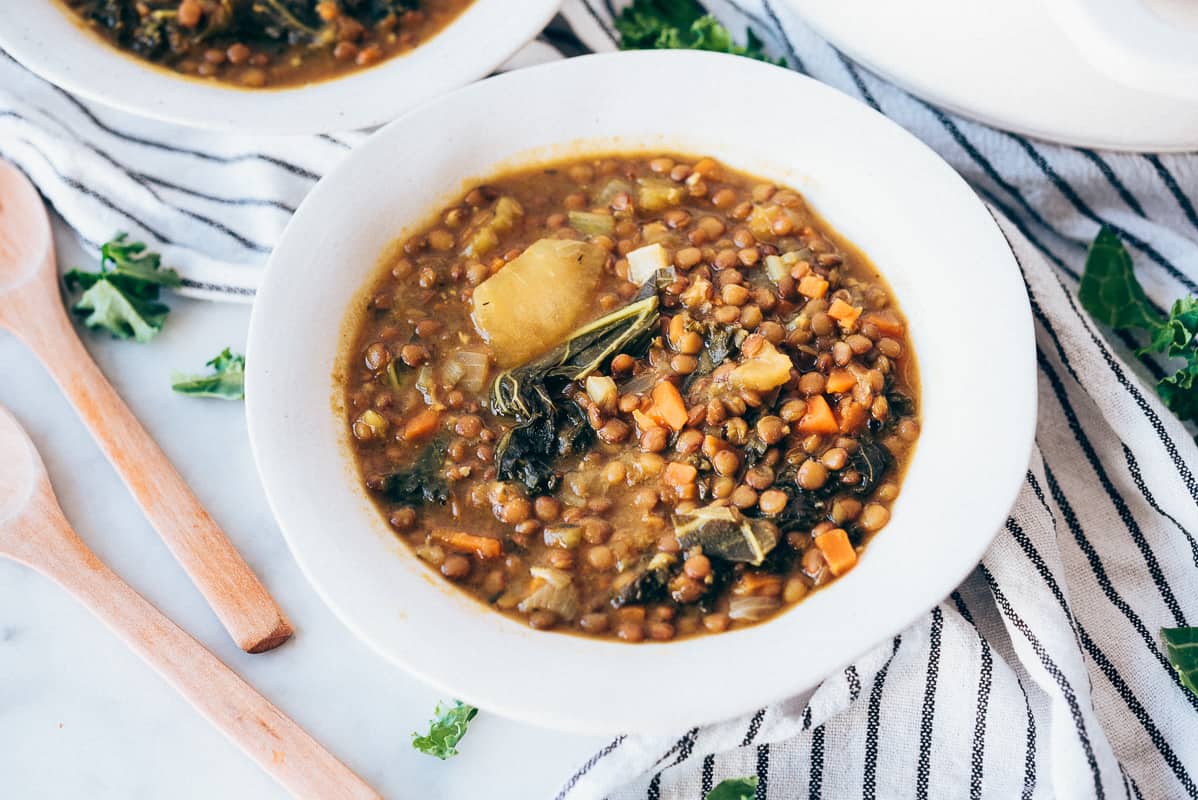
[18, 302, 291, 653]
[22, 512, 380, 800]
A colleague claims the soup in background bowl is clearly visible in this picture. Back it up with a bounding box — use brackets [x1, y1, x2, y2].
[58, 0, 475, 89]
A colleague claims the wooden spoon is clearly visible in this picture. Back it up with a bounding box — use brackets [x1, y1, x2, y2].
[0, 405, 381, 800]
[0, 160, 291, 653]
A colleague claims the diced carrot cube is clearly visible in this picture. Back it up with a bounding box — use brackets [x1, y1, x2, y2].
[633, 409, 657, 432]
[663, 461, 698, 487]
[702, 434, 725, 459]
[798, 395, 839, 435]
[825, 369, 856, 394]
[827, 298, 862, 328]
[651, 381, 689, 431]
[434, 529, 502, 559]
[402, 408, 442, 441]
[861, 310, 905, 338]
[837, 399, 868, 434]
[797, 275, 829, 299]
[815, 528, 857, 576]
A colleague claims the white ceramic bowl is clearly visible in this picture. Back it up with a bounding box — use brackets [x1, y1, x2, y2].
[0, 0, 560, 133]
[247, 51, 1036, 735]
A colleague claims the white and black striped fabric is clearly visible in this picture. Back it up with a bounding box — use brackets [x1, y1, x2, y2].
[4, 2, 1196, 798]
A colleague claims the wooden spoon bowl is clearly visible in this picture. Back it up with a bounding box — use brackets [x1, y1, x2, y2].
[0, 159, 290, 653]
[0, 405, 380, 800]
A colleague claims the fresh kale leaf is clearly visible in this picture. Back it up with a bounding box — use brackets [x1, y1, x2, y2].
[1078, 227, 1164, 332]
[1162, 627, 1198, 698]
[1079, 227, 1198, 429]
[490, 291, 660, 495]
[1150, 296, 1198, 359]
[64, 234, 180, 342]
[615, 0, 783, 65]
[411, 700, 478, 760]
[1157, 360, 1198, 425]
[66, 278, 171, 343]
[705, 776, 759, 800]
[171, 348, 246, 400]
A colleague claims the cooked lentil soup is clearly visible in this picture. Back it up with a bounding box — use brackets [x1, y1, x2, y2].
[344, 154, 920, 642]
[60, 0, 473, 88]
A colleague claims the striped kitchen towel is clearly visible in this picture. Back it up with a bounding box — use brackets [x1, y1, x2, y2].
[4, 2, 1197, 798]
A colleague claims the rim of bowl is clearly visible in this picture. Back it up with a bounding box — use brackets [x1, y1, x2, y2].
[0, 0, 561, 134]
[246, 50, 1036, 735]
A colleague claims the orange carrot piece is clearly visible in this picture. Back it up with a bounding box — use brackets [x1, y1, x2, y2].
[798, 395, 839, 434]
[402, 408, 442, 441]
[861, 310, 905, 338]
[825, 369, 856, 394]
[815, 528, 857, 576]
[651, 381, 689, 431]
[663, 461, 698, 488]
[827, 298, 862, 328]
[797, 275, 829, 299]
[632, 408, 657, 432]
[837, 399, 868, 434]
[434, 529, 502, 559]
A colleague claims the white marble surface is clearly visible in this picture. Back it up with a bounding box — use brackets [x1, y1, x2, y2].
[0, 223, 606, 799]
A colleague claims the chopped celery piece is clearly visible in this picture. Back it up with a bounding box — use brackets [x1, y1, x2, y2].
[568, 210, 616, 236]
[636, 177, 685, 211]
[462, 196, 524, 257]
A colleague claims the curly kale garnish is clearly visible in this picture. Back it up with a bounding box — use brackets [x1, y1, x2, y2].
[171, 348, 246, 400]
[411, 700, 478, 760]
[64, 234, 181, 342]
[1080, 227, 1198, 431]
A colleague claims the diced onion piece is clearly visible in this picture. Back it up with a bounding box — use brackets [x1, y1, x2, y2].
[441, 357, 466, 388]
[585, 375, 618, 411]
[543, 526, 582, 549]
[728, 595, 782, 622]
[764, 254, 788, 283]
[520, 567, 579, 619]
[627, 243, 670, 286]
[454, 349, 490, 393]
[529, 566, 572, 588]
[471, 238, 605, 367]
[415, 365, 442, 408]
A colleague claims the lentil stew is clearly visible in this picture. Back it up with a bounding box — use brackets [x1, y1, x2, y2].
[59, 0, 474, 88]
[344, 154, 920, 642]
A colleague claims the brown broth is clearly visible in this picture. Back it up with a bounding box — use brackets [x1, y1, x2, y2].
[343, 153, 920, 642]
